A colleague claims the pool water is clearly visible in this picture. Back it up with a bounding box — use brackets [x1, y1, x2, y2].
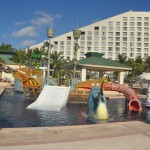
[0, 89, 149, 128]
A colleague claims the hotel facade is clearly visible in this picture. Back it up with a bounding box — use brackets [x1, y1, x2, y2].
[30, 11, 150, 61]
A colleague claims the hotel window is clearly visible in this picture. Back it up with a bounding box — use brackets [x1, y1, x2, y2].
[108, 52, 112, 57]
[137, 53, 141, 57]
[137, 48, 141, 52]
[137, 38, 141, 42]
[108, 47, 113, 51]
[123, 27, 127, 31]
[60, 41, 64, 45]
[66, 51, 70, 55]
[123, 17, 127, 21]
[87, 47, 91, 51]
[144, 27, 149, 31]
[94, 36, 99, 40]
[130, 17, 134, 21]
[130, 42, 134, 47]
[53, 46, 58, 51]
[130, 48, 134, 52]
[123, 48, 127, 52]
[67, 41, 71, 45]
[94, 31, 99, 35]
[115, 42, 120, 46]
[87, 36, 92, 40]
[130, 53, 134, 57]
[130, 22, 134, 26]
[94, 42, 99, 46]
[80, 47, 85, 51]
[87, 31, 92, 35]
[116, 37, 120, 41]
[130, 37, 134, 41]
[60, 46, 64, 50]
[108, 32, 113, 36]
[67, 36, 71, 40]
[102, 32, 106, 36]
[109, 21, 113, 26]
[80, 41, 85, 46]
[144, 53, 148, 58]
[144, 22, 149, 26]
[123, 22, 127, 26]
[81, 32, 85, 35]
[123, 37, 127, 41]
[101, 47, 105, 51]
[66, 46, 71, 51]
[102, 37, 106, 41]
[130, 32, 134, 36]
[80, 36, 85, 40]
[94, 27, 99, 30]
[137, 22, 142, 26]
[144, 48, 149, 52]
[144, 33, 149, 37]
[116, 47, 120, 51]
[108, 42, 113, 46]
[87, 42, 92, 46]
[137, 17, 142, 21]
[54, 41, 58, 45]
[116, 32, 120, 36]
[130, 27, 134, 31]
[108, 37, 113, 41]
[80, 52, 85, 57]
[109, 27, 113, 31]
[123, 42, 127, 46]
[102, 26, 106, 31]
[123, 32, 127, 36]
[144, 43, 149, 47]
[101, 42, 106, 46]
[137, 32, 142, 36]
[94, 47, 99, 51]
[144, 17, 149, 21]
[137, 27, 142, 31]
[116, 27, 120, 31]
[144, 38, 149, 42]
[137, 43, 141, 47]
[116, 22, 120, 26]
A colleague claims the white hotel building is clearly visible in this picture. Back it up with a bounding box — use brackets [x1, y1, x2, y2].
[30, 11, 150, 61]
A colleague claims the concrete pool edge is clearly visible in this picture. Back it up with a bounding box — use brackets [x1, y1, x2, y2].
[0, 121, 149, 149]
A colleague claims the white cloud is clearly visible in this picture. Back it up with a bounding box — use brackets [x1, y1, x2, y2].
[21, 40, 36, 47]
[12, 26, 38, 37]
[30, 11, 62, 26]
[15, 21, 24, 26]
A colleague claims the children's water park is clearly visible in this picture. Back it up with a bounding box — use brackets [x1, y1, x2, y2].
[0, 26, 150, 149]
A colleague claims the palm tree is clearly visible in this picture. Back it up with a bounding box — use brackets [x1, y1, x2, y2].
[117, 54, 127, 64]
[144, 56, 150, 71]
[50, 51, 65, 78]
[0, 57, 5, 63]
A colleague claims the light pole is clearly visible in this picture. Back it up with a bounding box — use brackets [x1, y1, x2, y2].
[73, 29, 81, 89]
[47, 28, 55, 85]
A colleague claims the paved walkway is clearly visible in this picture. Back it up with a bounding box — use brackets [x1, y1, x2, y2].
[0, 121, 149, 150]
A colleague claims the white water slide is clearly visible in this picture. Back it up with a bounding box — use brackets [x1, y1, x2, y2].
[27, 85, 71, 111]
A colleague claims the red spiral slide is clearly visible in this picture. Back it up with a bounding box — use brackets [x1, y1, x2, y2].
[103, 83, 142, 112]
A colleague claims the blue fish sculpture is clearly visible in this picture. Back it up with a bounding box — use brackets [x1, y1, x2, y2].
[87, 86, 109, 120]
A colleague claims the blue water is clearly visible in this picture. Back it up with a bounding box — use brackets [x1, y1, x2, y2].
[0, 89, 149, 128]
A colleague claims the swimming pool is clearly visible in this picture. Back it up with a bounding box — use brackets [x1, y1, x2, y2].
[0, 89, 149, 128]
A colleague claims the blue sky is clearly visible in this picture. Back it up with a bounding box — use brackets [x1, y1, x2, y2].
[0, 0, 149, 49]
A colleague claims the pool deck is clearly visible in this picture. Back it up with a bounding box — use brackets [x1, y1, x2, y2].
[0, 121, 149, 150]
[0, 82, 12, 96]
